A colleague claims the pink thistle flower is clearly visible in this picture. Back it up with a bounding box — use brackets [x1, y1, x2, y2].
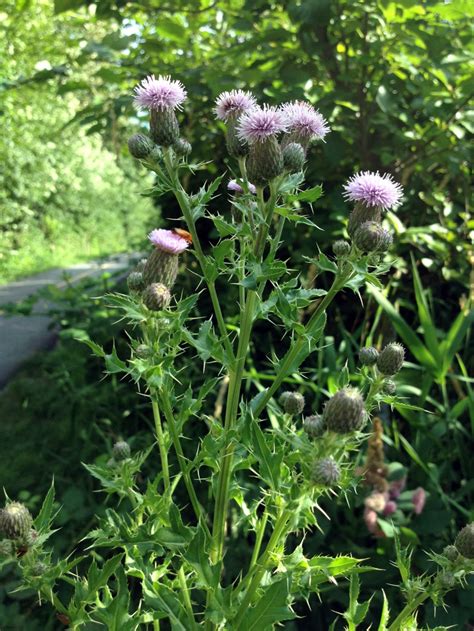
[389, 477, 407, 500]
[227, 179, 257, 195]
[214, 90, 257, 121]
[363, 507, 384, 537]
[412, 487, 426, 515]
[148, 229, 189, 254]
[383, 500, 397, 516]
[281, 101, 330, 141]
[133, 75, 187, 111]
[343, 171, 403, 211]
[237, 105, 287, 144]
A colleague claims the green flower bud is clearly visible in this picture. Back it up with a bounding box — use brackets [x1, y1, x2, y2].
[281, 391, 305, 415]
[359, 346, 379, 366]
[353, 221, 385, 252]
[226, 117, 249, 158]
[311, 457, 340, 486]
[107, 457, 117, 468]
[443, 545, 459, 562]
[142, 283, 171, 311]
[383, 379, 396, 395]
[377, 343, 405, 376]
[32, 561, 48, 576]
[303, 414, 325, 438]
[282, 142, 306, 172]
[0, 502, 33, 539]
[0, 539, 15, 557]
[348, 202, 382, 237]
[127, 271, 145, 293]
[135, 344, 152, 359]
[246, 137, 284, 186]
[19, 528, 38, 549]
[378, 229, 393, 252]
[150, 108, 180, 147]
[455, 523, 474, 559]
[323, 387, 366, 433]
[440, 572, 456, 588]
[128, 133, 154, 160]
[332, 240, 351, 258]
[174, 138, 192, 157]
[143, 248, 179, 288]
[113, 441, 131, 461]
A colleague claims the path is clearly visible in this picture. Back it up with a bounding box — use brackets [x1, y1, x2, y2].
[0, 254, 137, 388]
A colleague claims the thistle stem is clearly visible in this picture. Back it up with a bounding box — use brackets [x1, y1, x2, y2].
[159, 388, 211, 537]
[162, 148, 234, 362]
[387, 592, 429, 631]
[252, 270, 352, 418]
[151, 397, 170, 491]
[178, 565, 197, 628]
[233, 508, 291, 628]
[247, 508, 269, 574]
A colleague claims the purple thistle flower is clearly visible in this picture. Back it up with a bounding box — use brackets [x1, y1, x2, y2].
[281, 101, 330, 141]
[412, 487, 426, 515]
[148, 229, 189, 254]
[343, 171, 403, 211]
[214, 90, 257, 121]
[133, 75, 187, 111]
[237, 105, 287, 144]
[383, 500, 397, 516]
[227, 179, 257, 194]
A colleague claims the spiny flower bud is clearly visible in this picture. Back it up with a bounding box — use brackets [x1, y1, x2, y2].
[143, 283, 171, 311]
[347, 203, 382, 237]
[378, 229, 393, 252]
[0, 502, 33, 539]
[174, 138, 192, 157]
[20, 528, 38, 548]
[136, 258, 148, 273]
[353, 221, 386, 252]
[32, 561, 48, 576]
[455, 523, 474, 559]
[383, 379, 396, 395]
[359, 346, 379, 366]
[311, 457, 340, 486]
[332, 240, 351, 258]
[281, 391, 305, 415]
[127, 271, 145, 293]
[323, 387, 366, 433]
[0, 539, 15, 556]
[150, 108, 180, 147]
[282, 142, 305, 172]
[303, 414, 325, 438]
[440, 572, 456, 588]
[443, 545, 459, 562]
[113, 441, 131, 461]
[226, 118, 249, 158]
[128, 133, 154, 160]
[377, 343, 405, 376]
[246, 137, 284, 186]
[135, 344, 152, 359]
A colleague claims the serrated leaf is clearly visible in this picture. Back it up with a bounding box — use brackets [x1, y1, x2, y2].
[288, 185, 323, 203]
[377, 590, 390, 630]
[237, 576, 295, 630]
[34, 481, 56, 531]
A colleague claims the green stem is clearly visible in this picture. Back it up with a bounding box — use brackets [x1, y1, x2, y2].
[162, 148, 234, 362]
[159, 388, 211, 538]
[387, 592, 429, 631]
[233, 508, 290, 628]
[247, 509, 269, 574]
[151, 397, 170, 491]
[178, 565, 197, 628]
[252, 270, 352, 419]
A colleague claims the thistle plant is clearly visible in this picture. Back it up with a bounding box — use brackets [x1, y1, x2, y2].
[5, 74, 473, 629]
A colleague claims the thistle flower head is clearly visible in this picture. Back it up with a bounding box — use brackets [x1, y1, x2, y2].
[377, 342, 405, 376]
[148, 229, 190, 254]
[0, 502, 33, 539]
[412, 487, 426, 515]
[383, 500, 397, 516]
[113, 441, 131, 461]
[227, 179, 257, 195]
[133, 75, 187, 111]
[237, 105, 287, 144]
[281, 101, 330, 141]
[214, 89, 257, 121]
[343, 171, 403, 211]
[323, 387, 366, 433]
[311, 457, 340, 486]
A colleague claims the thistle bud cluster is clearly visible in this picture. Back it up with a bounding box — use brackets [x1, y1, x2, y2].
[0, 501, 38, 556]
[279, 391, 305, 415]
